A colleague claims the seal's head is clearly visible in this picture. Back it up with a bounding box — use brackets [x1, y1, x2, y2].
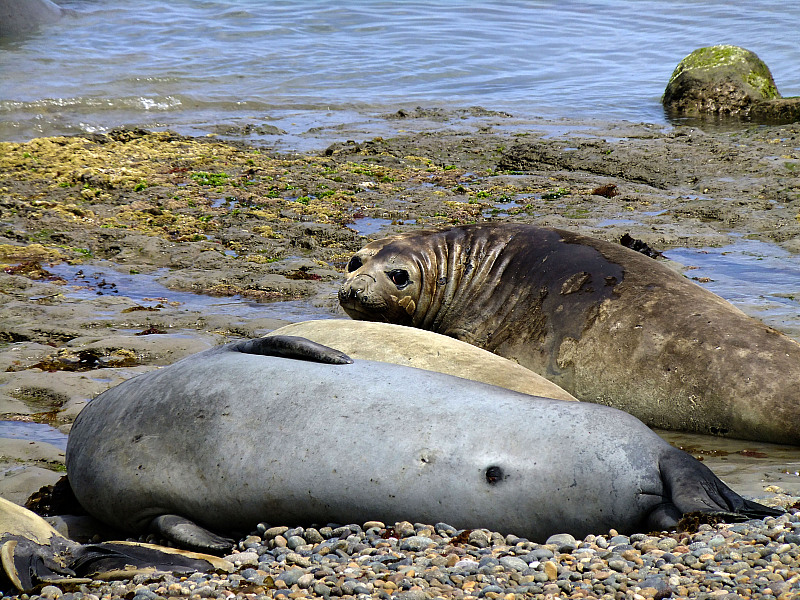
[338, 235, 424, 325]
[339, 224, 534, 336]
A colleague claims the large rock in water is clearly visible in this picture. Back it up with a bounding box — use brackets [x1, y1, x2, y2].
[662, 45, 799, 122]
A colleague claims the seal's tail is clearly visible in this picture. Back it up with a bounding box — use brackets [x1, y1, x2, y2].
[648, 448, 783, 531]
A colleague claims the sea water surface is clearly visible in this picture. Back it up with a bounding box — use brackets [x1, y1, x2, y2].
[1, 0, 799, 147]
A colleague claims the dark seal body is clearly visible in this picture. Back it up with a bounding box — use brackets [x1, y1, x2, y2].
[65, 337, 778, 547]
[0, 0, 64, 36]
[339, 223, 800, 444]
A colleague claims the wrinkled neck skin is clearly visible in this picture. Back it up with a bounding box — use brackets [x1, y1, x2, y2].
[410, 227, 520, 341]
[401, 225, 623, 382]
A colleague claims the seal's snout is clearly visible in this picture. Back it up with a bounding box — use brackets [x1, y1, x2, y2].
[338, 285, 359, 308]
[339, 273, 374, 304]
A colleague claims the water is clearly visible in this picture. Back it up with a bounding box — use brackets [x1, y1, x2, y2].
[0, 420, 68, 450]
[45, 261, 338, 322]
[1, 1, 799, 148]
[664, 241, 800, 341]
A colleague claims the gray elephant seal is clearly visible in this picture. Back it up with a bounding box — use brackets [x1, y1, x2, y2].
[0, 496, 232, 593]
[267, 320, 576, 401]
[339, 223, 800, 445]
[65, 335, 780, 551]
[0, 0, 66, 36]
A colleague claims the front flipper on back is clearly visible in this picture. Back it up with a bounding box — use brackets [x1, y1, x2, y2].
[648, 449, 784, 531]
[149, 514, 235, 553]
[230, 335, 353, 364]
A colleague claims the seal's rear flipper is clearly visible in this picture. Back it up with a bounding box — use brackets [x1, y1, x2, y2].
[650, 449, 784, 530]
[1, 538, 89, 593]
[230, 335, 353, 365]
[149, 515, 235, 553]
[70, 540, 234, 578]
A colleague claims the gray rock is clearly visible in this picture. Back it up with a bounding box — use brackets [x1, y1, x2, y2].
[499, 555, 529, 571]
[277, 568, 306, 586]
[263, 526, 289, 540]
[302, 527, 324, 543]
[784, 532, 800, 544]
[527, 548, 554, 561]
[660, 552, 680, 564]
[479, 585, 505, 596]
[478, 556, 499, 568]
[640, 576, 670, 592]
[545, 533, 577, 552]
[40, 586, 64, 599]
[608, 535, 630, 546]
[453, 559, 479, 574]
[396, 591, 427, 600]
[608, 559, 628, 572]
[224, 551, 259, 567]
[399, 535, 436, 551]
[657, 537, 679, 551]
[468, 529, 491, 548]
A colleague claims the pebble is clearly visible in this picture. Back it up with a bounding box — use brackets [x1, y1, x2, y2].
[546, 532, 577, 552]
[11, 504, 800, 600]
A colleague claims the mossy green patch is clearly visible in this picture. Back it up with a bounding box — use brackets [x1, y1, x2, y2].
[191, 171, 230, 186]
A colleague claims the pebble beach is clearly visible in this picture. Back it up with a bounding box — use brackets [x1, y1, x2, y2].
[20, 514, 800, 600]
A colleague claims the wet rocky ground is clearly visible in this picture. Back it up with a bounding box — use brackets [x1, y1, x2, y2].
[1, 112, 799, 598]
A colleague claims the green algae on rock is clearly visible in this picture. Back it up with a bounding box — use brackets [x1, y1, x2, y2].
[662, 45, 799, 123]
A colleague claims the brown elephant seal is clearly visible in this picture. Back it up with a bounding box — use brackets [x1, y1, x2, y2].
[267, 320, 576, 401]
[65, 336, 780, 551]
[0, 496, 232, 593]
[339, 223, 800, 445]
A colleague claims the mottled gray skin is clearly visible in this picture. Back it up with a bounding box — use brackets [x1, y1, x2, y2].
[0, 0, 64, 36]
[339, 223, 800, 445]
[66, 336, 779, 551]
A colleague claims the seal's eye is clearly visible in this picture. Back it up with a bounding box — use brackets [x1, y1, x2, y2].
[388, 269, 410, 288]
[347, 256, 363, 272]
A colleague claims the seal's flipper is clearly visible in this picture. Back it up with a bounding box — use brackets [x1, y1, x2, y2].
[230, 335, 353, 365]
[69, 540, 233, 578]
[149, 515, 235, 553]
[645, 503, 683, 532]
[0, 538, 86, 593]
[653, 449, 783, 530]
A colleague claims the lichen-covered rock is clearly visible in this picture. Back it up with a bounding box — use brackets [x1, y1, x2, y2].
[662, 45, 780, 115]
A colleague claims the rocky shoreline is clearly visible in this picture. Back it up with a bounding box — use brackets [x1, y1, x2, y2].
[1, 115, 800, 597]
[21, 514, 800, 600]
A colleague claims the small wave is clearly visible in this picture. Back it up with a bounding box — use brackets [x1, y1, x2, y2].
[0, 95, 184, 113]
